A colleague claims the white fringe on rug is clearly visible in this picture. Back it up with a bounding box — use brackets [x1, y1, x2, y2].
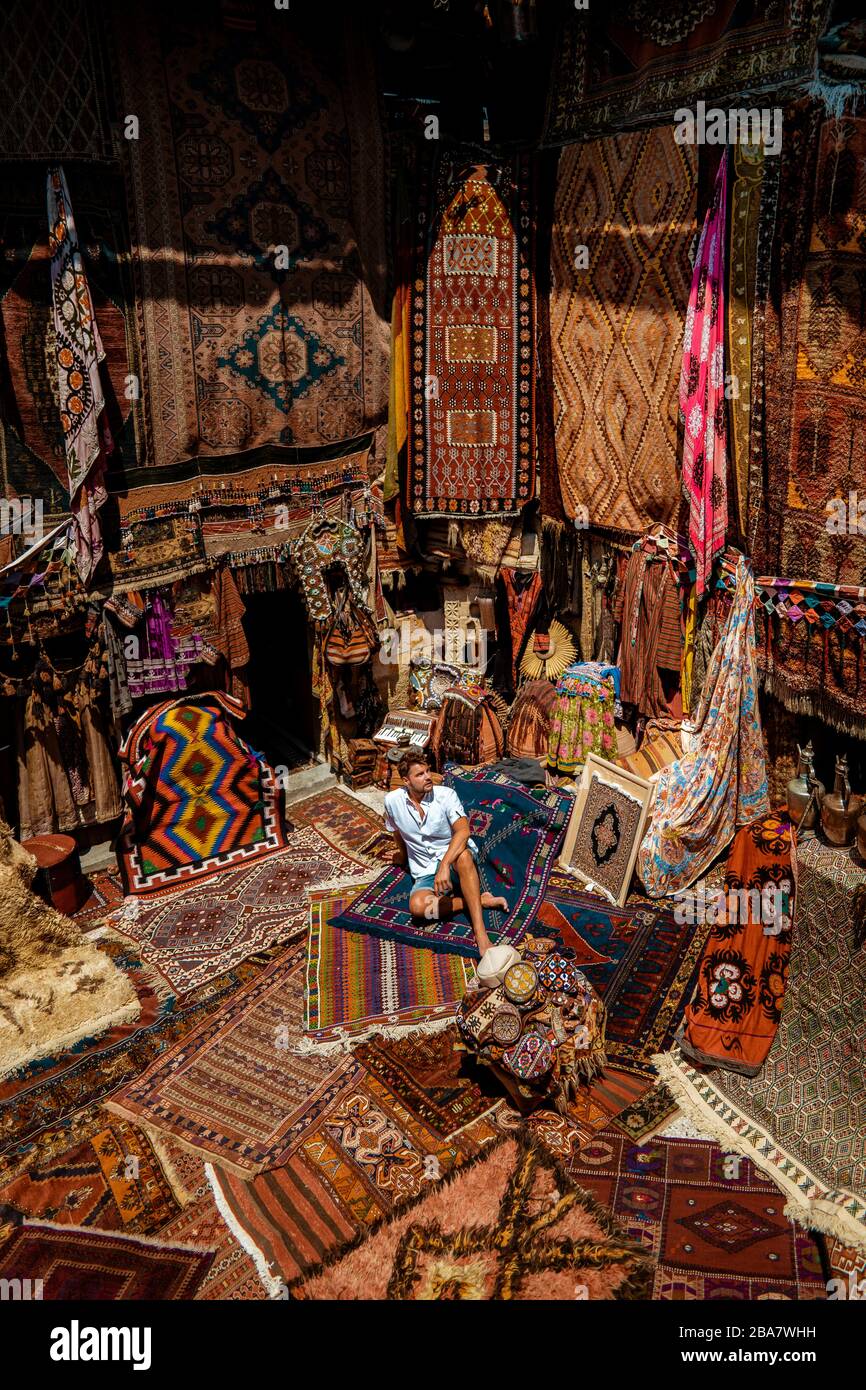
[205, 1163, 285, 1300]
[293, 1010, 457, 1057]
[305, 872, 373, 897]
[654, 1048, 866, 1256]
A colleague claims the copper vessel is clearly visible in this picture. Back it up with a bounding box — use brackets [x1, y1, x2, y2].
[786, 741, 824, 830]
[820, 755, 864, 847]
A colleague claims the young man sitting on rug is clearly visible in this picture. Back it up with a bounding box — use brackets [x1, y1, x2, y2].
[384, 752, 509, 962]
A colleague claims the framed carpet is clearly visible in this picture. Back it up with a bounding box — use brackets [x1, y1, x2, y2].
[303, 885, 474, 1054]
[105, 946, 357, 1178]
[289, 1132, 654, 1300]
[558, 756, 653, 907]
[207, 1030, 505, 1293]
[565, 1126, 827, 1301]
[0, 1220, 214, 1300]
[655, 837, 866, 1255]
[331, 767, 572, 958]
[111, 827, 369, 997]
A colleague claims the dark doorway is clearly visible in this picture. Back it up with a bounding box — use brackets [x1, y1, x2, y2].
[241, 589, 318, 771]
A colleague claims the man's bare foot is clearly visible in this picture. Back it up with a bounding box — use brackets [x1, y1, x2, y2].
[480, 891, 508, 911]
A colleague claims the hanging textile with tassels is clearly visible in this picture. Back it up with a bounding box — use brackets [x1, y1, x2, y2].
[47, 166, 112, 584]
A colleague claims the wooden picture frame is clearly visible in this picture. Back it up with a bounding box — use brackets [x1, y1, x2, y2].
[558, 754, 654, 907]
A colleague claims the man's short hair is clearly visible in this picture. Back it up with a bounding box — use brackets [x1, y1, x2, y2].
[397, 750, 430, 781]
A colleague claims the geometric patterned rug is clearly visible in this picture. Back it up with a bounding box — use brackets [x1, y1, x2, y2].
[563, 1126, 828, 1301]
[0, 1219, 215, 1299]
[0, 1116, 186, 1235]
[537, 875, 711, 1076]
[112, 826, 368, 997]
[303, 884, 473, 1054]
[287, 787, 386, 862]
[656, 837, 866, 1255]
[118, 693, 290, 897]
[208, 1028, 507, 1291]
[289, 1131, 655, 1300]
[105, 945, 354, 1178]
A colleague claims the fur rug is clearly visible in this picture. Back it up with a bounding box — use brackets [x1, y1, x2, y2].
[0, 820, 138, 1077]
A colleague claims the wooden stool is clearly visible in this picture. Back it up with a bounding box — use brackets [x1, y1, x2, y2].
[20, 833, 89, 917]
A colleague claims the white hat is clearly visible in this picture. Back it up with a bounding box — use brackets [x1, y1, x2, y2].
[476, 943, 522, 988]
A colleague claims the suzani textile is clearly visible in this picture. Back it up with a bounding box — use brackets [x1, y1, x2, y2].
[117, 692, 289, 896]
[550, 129, 696, 534]
[638, 557, 769, 897]
[680, 154, 728, 598]
[113, 9, 388, 466]
[47, 166, 110, 580]
[408, 154, 535, 517]
[331, 767, 572, 959]
[678, 814, 793, 1077]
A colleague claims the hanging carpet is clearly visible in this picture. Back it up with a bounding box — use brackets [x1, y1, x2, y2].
[117, 692, 289, 897]
[112, 7, 388, 466]
[550, 128, 696, 535]
[544, 2, 828, 145]
[407, 153, 535, 517]
[749, 104, 866, 737]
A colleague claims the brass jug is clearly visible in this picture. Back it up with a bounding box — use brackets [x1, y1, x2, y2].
[820, 754, 864, 847]
[786, 741, 824, 830]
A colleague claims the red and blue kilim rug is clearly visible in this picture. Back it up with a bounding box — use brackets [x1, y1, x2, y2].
[535, 875, 710, 1078]
[117, 692, 289, 897]
[331, 766, 572, 959]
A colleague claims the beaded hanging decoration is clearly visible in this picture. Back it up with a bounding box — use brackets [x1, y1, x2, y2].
[291, 516, 371, 626]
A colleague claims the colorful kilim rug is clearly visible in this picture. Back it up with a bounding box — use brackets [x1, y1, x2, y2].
[538, 876, 710, 1078]
[0, 1117, 185, 1235]
[565, 1126, 827, 1301]
[0, 1220, 214, 1299]
[208, 1030, 505, 1292]
[0, 934, 282, 1182]
[112, 827, 367, 997]
[407, 153, 535, 517]
[656, 837, 866, 1255]
[750, 105, 866, 736]
[610, 1084, 680, 1145]
[287, 787, 386, 862]
[113, 8, 388, 466]
[290, 1132, 654, 1300]
[106, 945, 354, 1178]
[117, 692, 290, 897]
[155, 1140, 266, 1301]
[303, 885, 473, 1054]
[544, 3, 827, 145]
[549, 127, 696, 535]
[330, 767, 572, 958]
[726, 140, 765, 539]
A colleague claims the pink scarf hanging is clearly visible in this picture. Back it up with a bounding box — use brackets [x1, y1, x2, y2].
[680, 155, 728, 598]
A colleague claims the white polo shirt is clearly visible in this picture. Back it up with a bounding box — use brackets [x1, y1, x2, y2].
[383, 785, 478, 880]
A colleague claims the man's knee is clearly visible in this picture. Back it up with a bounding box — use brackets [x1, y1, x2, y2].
[409, 890, 432, 917]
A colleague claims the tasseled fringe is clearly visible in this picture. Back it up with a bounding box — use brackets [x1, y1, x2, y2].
[447, 521, 461, 550]
[760, 668, 866, 741]
[807, 72, 866, 122]
[293, 1011, 457, 1057]
[205, 1165, 285, 1298]
[305, 872, 374, 897]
